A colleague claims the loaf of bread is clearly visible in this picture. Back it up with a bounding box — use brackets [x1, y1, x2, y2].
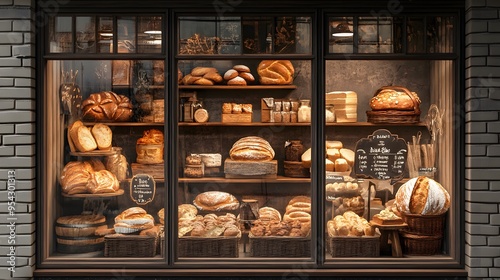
[91, 123, 112, 150]
[157, 208, 165, 225]
[59, 161, 94, 195]
[327, 211, 374, 237]
[136, 129, 164, 164]
[257, 60, 295, 85]
[258, 206, 281, 222]
[87, 170, 120, 194]
[114, 207, 155, 234]
[395, 176, 450, 215]
[82, 91, 133, 122]
[183, 67, 223, 85]
[69, 121, 97, 152]
[178, 204, 198, 219]
[229, 136, 275, 161]
[370, 87, 421, 111]
[192, 191, 239, 211]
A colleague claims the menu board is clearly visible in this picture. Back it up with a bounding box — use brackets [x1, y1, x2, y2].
[354, 129, 408, 180]
[130, 174, 156, 205]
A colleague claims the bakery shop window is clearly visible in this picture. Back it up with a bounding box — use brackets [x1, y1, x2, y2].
[178, 16, 312, 55]
[48, 15, 164, 54]
[328, 15, 455, 54]
[41, 59, 166, 261]
[176, 58, 314, 261]
[323, 58, 458, 262]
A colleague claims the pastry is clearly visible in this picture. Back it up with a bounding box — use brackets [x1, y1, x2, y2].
[395, 176, 450, 215]
[370, 87, 421, 111]
[257, 60, 295, 85]
[91, 123, 112, 150]
[82, 91, 133, 122]
[86, 169, 120, 194]
[192, 191, 239, 211]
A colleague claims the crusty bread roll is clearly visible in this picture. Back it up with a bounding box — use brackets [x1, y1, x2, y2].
[178, 204, 198, 219]
[326, 140, 343, 149]
[239, 72, 255, 82]
[334, 158, 350, 172]
[224, 69, 238, 80]
[301, 148, 312, 168]
[91, 123, 112, 150]
[339, 148, 355, 166]
[158, 208, 165, 225]
[395, 176, 450, 215]
[229, 136, 275, 161]
[182, 74, 201, 85]
[258, 206, 281, 221]
[327, 148, 340, 162]
[193, 77, 214, 86]
[59, 161, 94, 195]
[87, 170, 120, 194]
[203, 71, 223, 83]
[70, 125, 97, 152]
[370, 87, 421, 111]
[257, 60, 295, 85]
[233, 65, 250, 72]
[191, 67, 217, 77]
[114, 207, 155, 234]
[227, 76, 247, 86]
[193, 191, 239, 211]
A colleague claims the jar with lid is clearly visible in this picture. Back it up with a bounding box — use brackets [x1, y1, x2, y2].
[326, 105, 336, 123]
[298, 99, 311, 123]
[104, 147, 128, 181]
[285, 140, 304, 162]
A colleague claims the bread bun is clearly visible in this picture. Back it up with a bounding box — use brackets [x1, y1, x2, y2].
[233, 65, 250, 72]
[224, 69, 238, 80]
[395, 176, 450, 215]
[257, 60, 294, 85]
[326, 140, 343, 149]
[193, 191, 239, 211]
[193, 77, 214, 86]
[327, 148, 340, 162]
[91, 123, 112, 150]
[227, 76, 247, 86]
[239, 72, 255, 82]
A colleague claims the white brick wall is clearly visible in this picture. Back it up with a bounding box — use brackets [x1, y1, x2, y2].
[0, 0, 35, 279]
[465, 0, 500, 279]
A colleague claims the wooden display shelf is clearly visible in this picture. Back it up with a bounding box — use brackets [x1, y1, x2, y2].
[61, 189, 125, 198]
[179, 85, 297, 90]
[179, 121, 427, 127]
[179, 176, 310, 184]
[83, 122, 164, 126]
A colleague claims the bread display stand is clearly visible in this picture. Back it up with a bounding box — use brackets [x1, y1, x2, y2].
[178, 236, 240, 258]
[326, 234, 380, 257]
[369, 220, 407, 257]
[224, 159, 277, 178]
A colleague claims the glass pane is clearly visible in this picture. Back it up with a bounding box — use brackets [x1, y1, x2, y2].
[427, 16, 454, 53]
[407, 17, 425, 53]
[358, 16, 393, 54]
[44, 60, 166, 260]
[137, 16, 163, 53]
[176, 59, 313, 260]
[242, 17, 273, 54]
[329, 17, 354, 53]
[179, 17, 220, 54]
[97, 17, 114, 53]
[117, 17, 136, 53]
[393, 17, 404, 53]
[75, 17, 96, 54]
[49, 16, 73, 53]
[274, 17, 296, 54]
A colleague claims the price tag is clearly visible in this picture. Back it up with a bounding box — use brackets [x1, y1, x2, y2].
[130, 174, 156, 205]
[354, 129, 408, 181]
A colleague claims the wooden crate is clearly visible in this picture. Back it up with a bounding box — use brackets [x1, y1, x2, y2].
[224, 159, 277, 178]
[222, 113, 252, 123]
[131, 163, 164, 179]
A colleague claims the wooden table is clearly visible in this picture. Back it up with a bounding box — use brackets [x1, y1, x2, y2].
[370, 220, 408, 257]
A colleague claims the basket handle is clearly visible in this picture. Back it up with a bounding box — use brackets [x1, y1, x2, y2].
[374, 86, 421, 113]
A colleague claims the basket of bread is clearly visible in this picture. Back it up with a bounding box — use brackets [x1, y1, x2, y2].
[393, 176, 450, 255]
[326, 211, 380, 257]
[249, 196, 311, 257]
[366, 86, 421, 124]
[103, 207, 161, 257]
[178, 195, 241, 258]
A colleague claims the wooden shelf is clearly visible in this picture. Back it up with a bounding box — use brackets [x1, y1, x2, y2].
[179, 85, 297, 90]
[83, 122, 164, 126]
[179, 176, 310, 184]
[179, 122, 428, 127]
[61, 189, 125, 198]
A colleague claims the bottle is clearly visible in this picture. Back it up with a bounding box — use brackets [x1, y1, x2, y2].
[298, 99, 311, 123]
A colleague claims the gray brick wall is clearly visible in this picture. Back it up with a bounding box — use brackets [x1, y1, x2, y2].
[0, 0, 35, 279]
[465, 0, 500, 279]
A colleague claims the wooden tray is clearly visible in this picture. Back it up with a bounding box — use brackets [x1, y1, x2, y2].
[62, 189, 124, 198]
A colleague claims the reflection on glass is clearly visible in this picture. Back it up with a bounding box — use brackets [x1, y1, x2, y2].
[76, 17, 96, 53]
[117, 17, 136, 53]
[329, 17, 354, 53]
[242, 17, 272, 54]
[407, 17, 425, 53]
[138, 16, 163, 54]
[98, 17, 114, 53]
[427, 16, 454, 53]
[358, 17, 393, 54]
[50, 16, 73, 53]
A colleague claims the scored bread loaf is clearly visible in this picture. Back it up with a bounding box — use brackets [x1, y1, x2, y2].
[59, 161, 94, 195]
[395, 176, 450, 215]
[229, 136, 275, 161]
[193, 191, 239, 211]
[91, 123, 112, 150]
[82, 91, 133, 121]
[114, 207, 155, 234]
[257, 60, 295, 85]
[370, 87, 421, 111]
[86, 169, 120, 194]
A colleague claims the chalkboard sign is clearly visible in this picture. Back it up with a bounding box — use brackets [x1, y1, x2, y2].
[354, 129, 408, 181]
[130, 174, 156, 205]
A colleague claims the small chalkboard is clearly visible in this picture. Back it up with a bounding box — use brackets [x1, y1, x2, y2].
[354, 129, 408, 181]
[130, 174, 156, 205]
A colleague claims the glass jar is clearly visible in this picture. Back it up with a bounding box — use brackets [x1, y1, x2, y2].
[285, 140, 304, 162]
[298, 99, 311, 123]
[326, 105, 336, 123]
[104, 147, 128, 181]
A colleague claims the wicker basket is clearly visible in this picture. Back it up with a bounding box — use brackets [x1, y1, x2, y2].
[401, 231, 442, 255]
[104, 234, 157, 257]
[366, 86, 421, 124]
[178, 236, 239, 258]
[327, 235, 380, 257]
[403, 213, 446, 236]
[249, 234, 311, 257]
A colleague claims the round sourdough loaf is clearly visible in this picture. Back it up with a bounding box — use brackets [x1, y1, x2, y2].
[193, 191, 239, 211]
[395, 176, 450, 215]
